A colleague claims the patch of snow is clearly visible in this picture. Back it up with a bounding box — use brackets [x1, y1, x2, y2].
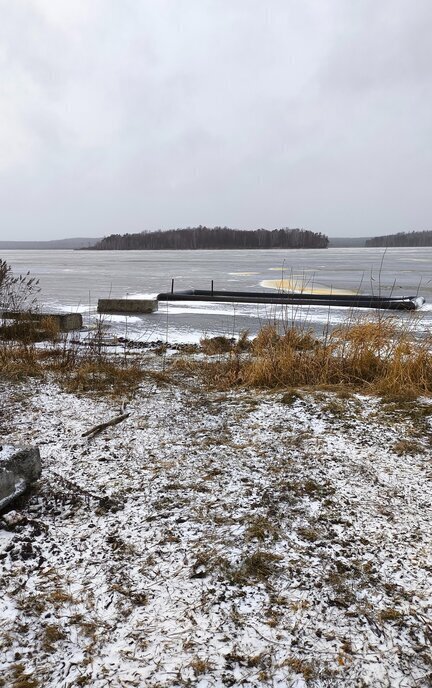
[0, 372, 431, 686]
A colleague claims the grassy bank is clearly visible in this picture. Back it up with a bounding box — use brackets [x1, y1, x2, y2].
[3, 312, 430, 402]
[187, 318, 432, 400]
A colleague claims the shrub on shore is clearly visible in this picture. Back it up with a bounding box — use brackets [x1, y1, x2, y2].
[0, 258, 40, 312]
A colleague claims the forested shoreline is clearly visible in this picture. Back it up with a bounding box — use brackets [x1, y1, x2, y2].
[366, 230, 432, 247]
[86, 226, 329, 250]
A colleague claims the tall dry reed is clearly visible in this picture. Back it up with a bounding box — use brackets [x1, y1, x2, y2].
[196, 316, 432, 398]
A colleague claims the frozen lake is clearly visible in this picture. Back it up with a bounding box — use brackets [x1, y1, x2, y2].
[2, 247, 431, 342]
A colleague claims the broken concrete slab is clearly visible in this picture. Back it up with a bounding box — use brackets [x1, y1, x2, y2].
[98, 298, 158, 314]
[0, 446, 41, 510]
[1, 311, 83, 331]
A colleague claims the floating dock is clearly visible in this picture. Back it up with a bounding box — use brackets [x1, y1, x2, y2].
[97, 291, 425, 314]
[156, 289, 425, 311]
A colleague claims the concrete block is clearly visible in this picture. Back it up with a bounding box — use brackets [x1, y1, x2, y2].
[98, 299, 158, 314]
[1, 311, 83, 332]
[56, 313, 83, 331]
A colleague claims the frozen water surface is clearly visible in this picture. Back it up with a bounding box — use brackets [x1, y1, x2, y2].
[2, 247, 431, 341]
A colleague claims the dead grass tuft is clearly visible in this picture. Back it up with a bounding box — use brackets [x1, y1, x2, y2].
[393, 439, 425, 455]
[232, 550, 284, 583]
[189, 657, 214, 675]
[200, 335, 234, 355]
[379, 607, 403, 623]
[42, 623, 66, 651]
[0, 339, 147, 396]
[280, 389, 302, 405]
[253, 324, 318, 355]
[10, 663, 40, 688]
[244, 515, 280, 542]
[62, 359, 146, 395]
[0, 344, 43, 379]
[200, 330, 251, 355]
[281, 657, 317, 680]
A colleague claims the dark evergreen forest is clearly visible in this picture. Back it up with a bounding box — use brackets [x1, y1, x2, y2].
[88, 226, 329, 250]
[366, 231, 432, 247]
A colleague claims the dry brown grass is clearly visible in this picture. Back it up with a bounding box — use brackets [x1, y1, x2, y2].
[0, 340, 146, 396]
[281, 657, 317, 680]
[245, 515, 281, 542]
[0, 259, 145, 395]
[253, 323, 318, 354]
[189, 657, 214, 675]
[185, 319, 432, 399]
[0, 314, 60, 344]
[200, 330, 250, 355]
[393, 439, 425, 455]
[232, 550, 284, 583]
[10, 663, 40, 688]
[200, 335, 234, 355]
[62, 359, 146, 395]
[0, 344, 43, 379]
[2, 313, 432, 400]
[42, 623, 66, 652]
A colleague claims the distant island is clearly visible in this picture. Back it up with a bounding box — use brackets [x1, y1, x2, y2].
[366, 230, 432, 247]
[0, 237, 99, 250]
[5, 231, 431, 250]
[85, 226, 329, 250]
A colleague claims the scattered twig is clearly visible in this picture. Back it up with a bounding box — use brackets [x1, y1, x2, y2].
[47, 470, 103, 501]
[82, 412, 130, 438]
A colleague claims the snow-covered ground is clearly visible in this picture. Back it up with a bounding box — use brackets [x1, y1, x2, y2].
[0, 358, 431, 687]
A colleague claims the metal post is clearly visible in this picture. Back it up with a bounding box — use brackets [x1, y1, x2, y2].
[211, 280, 214, 296]
[171, 279, 174, 294]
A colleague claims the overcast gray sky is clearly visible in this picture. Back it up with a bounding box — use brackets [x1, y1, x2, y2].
[0, 0, 431, 240]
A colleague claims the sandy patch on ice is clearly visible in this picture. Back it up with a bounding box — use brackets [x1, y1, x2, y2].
[261, 278, 358, 295]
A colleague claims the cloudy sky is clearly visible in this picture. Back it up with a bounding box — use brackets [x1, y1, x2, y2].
[0, 0, 431, 240]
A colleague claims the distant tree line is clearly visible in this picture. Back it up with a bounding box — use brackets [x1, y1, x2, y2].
[366, 230, 432, 247]
[87, 226, 329, 250]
